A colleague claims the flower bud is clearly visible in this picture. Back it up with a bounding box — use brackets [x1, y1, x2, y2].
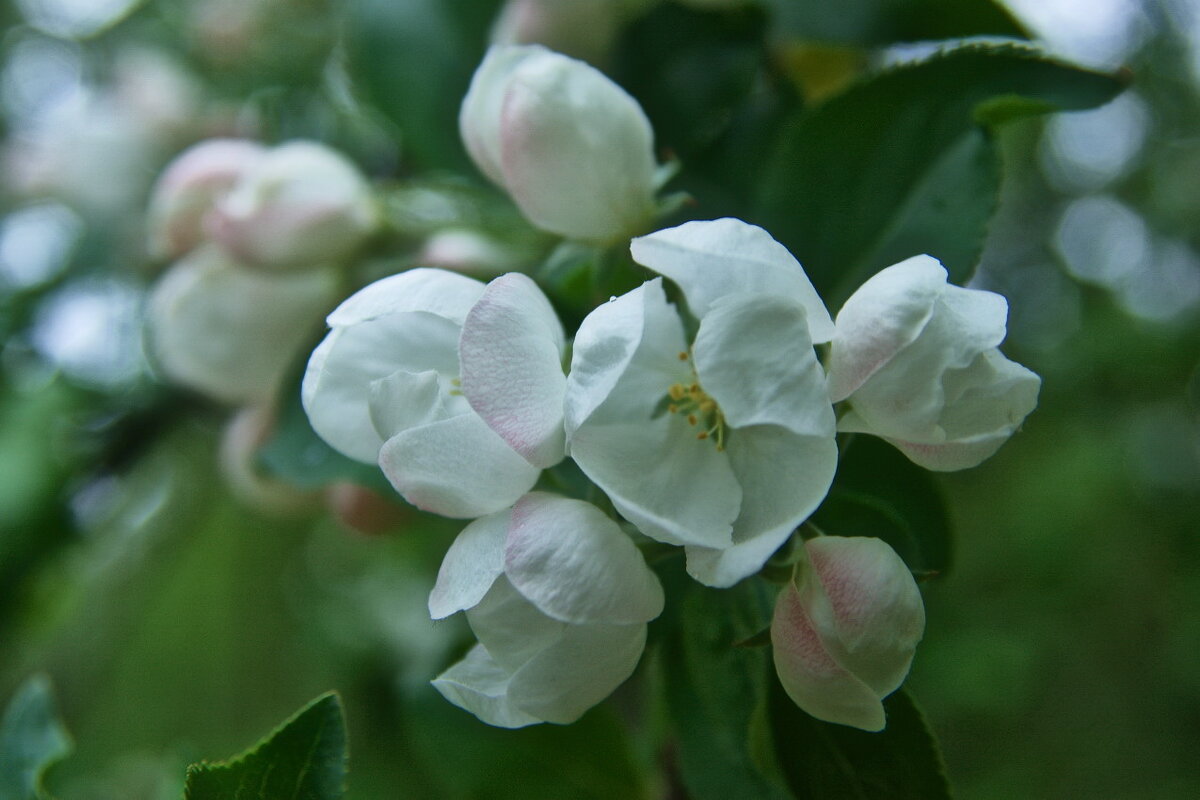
[827, 255, 1041, 471]
[771, 536, 925, 731]
[147, 245, 339, 404]
[460, 45, 658, 243]
[207, 141, 379, 271]
[147, 138, 266, 261]
[218, 404, 322, 516]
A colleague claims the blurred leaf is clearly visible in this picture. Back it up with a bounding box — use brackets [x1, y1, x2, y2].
[769, 683, 951, 799]
[755, 44, 1128, 305]
[763, 0, 1026, 46]
[183, 693, 347, 800]
[813, 436, 952, 576]
[0, 675, 72, 800]
[257, 369, 392, 493]
[656, 564, 790, 800]
[342, 0, 503, 172]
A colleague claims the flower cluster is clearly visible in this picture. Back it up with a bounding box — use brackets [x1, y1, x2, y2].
[294, 43, 1042, 731]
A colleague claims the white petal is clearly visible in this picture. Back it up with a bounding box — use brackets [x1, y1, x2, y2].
[507, 622, 647, 724]
[461, 46, 531, 187]
[566, 282, 739, 548]
[497, 46, 657, 242]
[302, 310, 463, 462]
[771, 582, 886, 731]
[692, 293, 833, 437]
[844, 290, 1008, 442]
[505, 493, 664, 624]
[937, 349, 1041, 441]
[148, 248, 336, 404]
[686, 426, 837, 588]
[630, 218, 834, 341]
[800, 537, 924, 700]
[368, 369, 446, 441]
[827, 255, 945, 402]
[327, 268, 485, 328]
[431, 643, 543, 728]
[428, 508, 510, 619]
[460, 273, 567, 468]
[882, 432, 1015, 472]
[377, 412, 539, 518]
[466, 576, 567, 673]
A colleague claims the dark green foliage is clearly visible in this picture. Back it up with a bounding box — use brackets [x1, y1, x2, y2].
[183, 693, 347, 800]
[756, 45, 1127, 305]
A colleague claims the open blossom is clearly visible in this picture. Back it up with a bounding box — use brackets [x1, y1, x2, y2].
[146, 138, 265, 261]
[460, 45, 658, 243]
[301, 268, 544, 518]
[564, 279, 837, 588]
[429, 493, 664, 727]
[147, 245, 338, 404]
[207, 140, 379, 271]
[772, 536, 925, 731]
[826, 255, 1041, 471]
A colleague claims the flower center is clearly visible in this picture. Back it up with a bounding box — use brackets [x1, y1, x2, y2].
[666, 351, 727, 452]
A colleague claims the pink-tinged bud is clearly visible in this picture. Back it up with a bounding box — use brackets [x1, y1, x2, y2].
[771, 536, 925, 731]
[147, 138, 266, 261]
[206, 141, 380, 271]
[490, 0, 621, 65]
[460, 45, 658, 244]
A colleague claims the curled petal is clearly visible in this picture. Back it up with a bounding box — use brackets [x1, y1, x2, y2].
[378, 412, 539, 518]
[432, 643, 543, 729]
[368, 369, 446, 441]
[505, 493, 664, 625]
[303, 311, 463, 462]
[460, 273, 567, 468]
[327, 268, 484, 328]
[630, 218, 834, 341]
[827, 255, 946, 402]
[428, 508, 510, 619]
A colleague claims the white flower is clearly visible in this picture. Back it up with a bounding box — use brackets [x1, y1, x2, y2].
[771, 536, 925, 732]
[147, 245, 338, 404]
[564, 278, 837, 588]
[207, 140, 379, 270]
[460, 45, 658, 243]
[826, 255, 1041, 471]
[428, 492, 664, 727]
[146, 138, 265, 261]
[301, 268, 542, 518]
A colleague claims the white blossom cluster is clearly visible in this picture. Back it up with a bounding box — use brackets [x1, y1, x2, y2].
[145, 44, 1040, 732]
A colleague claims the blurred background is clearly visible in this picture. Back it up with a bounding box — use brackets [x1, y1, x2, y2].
[0, 0, 1198, 797]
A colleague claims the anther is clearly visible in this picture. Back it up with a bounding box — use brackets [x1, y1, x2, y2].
[678, 351, 689, 361]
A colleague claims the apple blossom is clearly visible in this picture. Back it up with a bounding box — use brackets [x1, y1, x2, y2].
[147, 245, 338, 404]
[490, 0, 621, 65]
[207, 140, 380, 271]
[826, 255, 1041, 471]
[146, 138, 265, 260]
[301, 268, 542, 518]
[564, 278, 837, 588]
[429, 492, 664, 727]
[771, 536, 925, 731]
[460, 45, 658, 244]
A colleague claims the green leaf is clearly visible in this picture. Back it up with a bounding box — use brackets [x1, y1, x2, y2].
[342, 0, 503, 173]
[655, 563, 790, 800]
[763, 0, 1026, 46]
[769, 683, 952, 800]
[183, 693, 347, 800]
[755, 44, 1128, 305]
[0, 675, 72, 800]
[813, 436, 952, 576]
